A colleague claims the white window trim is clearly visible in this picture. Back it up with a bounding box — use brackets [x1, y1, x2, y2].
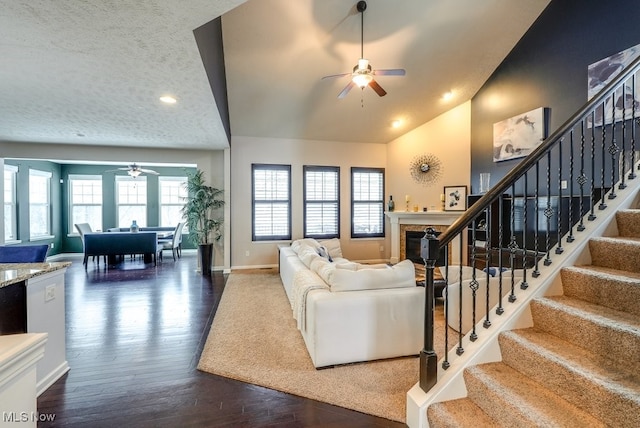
[29, 168, 52, 240]
[4, 164, 18, 243]
[68, 174, 103, 235]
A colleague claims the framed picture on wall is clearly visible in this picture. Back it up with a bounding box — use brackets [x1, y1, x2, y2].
[493, 107, 546, 162]
[443, 185, 467, 211]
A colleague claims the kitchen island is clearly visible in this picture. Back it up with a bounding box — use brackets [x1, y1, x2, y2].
[0, 262, 71, 396]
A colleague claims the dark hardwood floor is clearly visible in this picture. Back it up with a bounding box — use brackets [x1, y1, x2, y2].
[37, 253, 405, 427]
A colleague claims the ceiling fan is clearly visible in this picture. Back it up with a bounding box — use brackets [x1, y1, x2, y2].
[105, 163, 159, 178]
[322, 0, 406, 99]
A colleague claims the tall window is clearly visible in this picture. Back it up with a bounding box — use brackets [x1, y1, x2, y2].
[4, 165, 18, 242]
[304, 166, 339, 239]
[159, 176, 187, 227]
[69, 175, 103, 233]
[351, 167, 385, 238]
[116, 176, 147, 227]
[29, 169, 52, 239]
[252, 164, 291, 241]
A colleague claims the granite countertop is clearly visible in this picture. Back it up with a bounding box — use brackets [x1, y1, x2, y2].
[0, 262, 72, 288]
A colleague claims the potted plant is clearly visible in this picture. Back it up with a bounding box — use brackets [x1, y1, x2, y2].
[181, 169, 225, 276]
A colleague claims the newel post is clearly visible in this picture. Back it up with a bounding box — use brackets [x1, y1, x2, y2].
[419, 227, 439, 392]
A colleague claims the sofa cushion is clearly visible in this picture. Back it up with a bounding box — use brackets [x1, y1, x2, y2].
[291, 238, 320, 254]
[327, 259, 416, 292]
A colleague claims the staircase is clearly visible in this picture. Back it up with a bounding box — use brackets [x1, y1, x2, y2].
[427, 208, 640, 427]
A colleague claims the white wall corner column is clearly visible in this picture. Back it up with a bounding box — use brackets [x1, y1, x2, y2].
[386, 211, 464, 265]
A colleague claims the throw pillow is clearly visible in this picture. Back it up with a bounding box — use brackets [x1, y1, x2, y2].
[316, 245, 333, 262]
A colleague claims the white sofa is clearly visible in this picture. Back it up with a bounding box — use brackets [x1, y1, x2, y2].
[279, 238, 425, 368]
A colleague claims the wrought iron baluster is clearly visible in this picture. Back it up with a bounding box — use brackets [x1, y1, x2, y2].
[631, 73, 637, 180]
[577, 121, 587, 232]
[532, 163, 540, 278]
[556, 139, 564, 255]
[497, 196, 506, 312]
[589, 111, 597, 221]
[544, 152, 553, 266]
[469, 222, 479, 342]
[442, 249, 450, 370]
[620, 83, 627, 190]
[599, 99, 608, 210]
[608, 92, 619, 200]
[508, 183, 518, 302]
[483, 204, 492, 329]
[456, 255, 464, 356]
[520, 174, 528, 290]
[567, 130, 575, 243]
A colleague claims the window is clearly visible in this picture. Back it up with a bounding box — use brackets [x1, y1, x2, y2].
[252, 164, 291, 241]
[351, 167, 385, 238]
[116, 176, 147, 227]
[4, 165, 18, 241]
[303, 166, 339, 239]
[29, 169, 52, 239]
[159, 176, 187, 227]
[69, 175, 103, 233]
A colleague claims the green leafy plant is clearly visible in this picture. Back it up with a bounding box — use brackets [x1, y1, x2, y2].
[181, 169, 225, 245]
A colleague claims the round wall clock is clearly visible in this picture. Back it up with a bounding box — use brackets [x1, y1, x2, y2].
[409, 153, 443, 186]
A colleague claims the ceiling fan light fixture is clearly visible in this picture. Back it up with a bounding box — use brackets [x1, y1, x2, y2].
[128, 169, 142, 177]
[352, 73, 373, 88]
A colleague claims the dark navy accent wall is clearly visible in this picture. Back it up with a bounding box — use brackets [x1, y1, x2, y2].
[470, 0, 640, 194]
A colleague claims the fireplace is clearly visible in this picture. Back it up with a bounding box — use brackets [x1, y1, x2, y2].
[405, 230, 446, 266]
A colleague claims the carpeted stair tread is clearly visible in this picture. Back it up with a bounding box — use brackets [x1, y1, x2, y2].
[530, 296, 640, 362]
[427, 398, 497, 428]
[589, 236, 640, 272]
[616, 209, 640, 238]
[464, 362, 605, 427]
[560, 266, 640, 316]
[500, 329, 640, 427]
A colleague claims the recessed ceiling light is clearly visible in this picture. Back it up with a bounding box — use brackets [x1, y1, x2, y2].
[442, 91, 454, 101]
[391, 120, 402, 128]
[159, 95, 177, 104]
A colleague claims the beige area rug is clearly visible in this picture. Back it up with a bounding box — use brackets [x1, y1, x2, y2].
[198, 270, 450, 423]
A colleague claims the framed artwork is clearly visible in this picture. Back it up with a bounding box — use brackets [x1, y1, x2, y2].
[493, 107, 546, 162]
[587, 43, 640, 127]
[443, 185, 467, 211]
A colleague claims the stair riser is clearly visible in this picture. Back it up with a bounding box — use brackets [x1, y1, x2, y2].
[589, 239, 640, 273]
[499, 333, 640, 428]
[560, 268, 640, 317]
[529, 300, 640, 362]
[616, 210, 640, 238]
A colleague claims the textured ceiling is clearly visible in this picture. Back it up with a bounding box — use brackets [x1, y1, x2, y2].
[0, 0, 550, 151]
[0, 0, 245, 150]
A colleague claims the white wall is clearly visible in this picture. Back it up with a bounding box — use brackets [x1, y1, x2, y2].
[230, 136, 388, 268]
[387, 101, 471, 212]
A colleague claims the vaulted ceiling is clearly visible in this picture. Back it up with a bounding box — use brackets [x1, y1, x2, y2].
[0, 0, 550, 151]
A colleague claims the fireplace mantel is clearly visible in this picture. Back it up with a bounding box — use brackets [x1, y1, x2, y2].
[385, 210, 464, 264]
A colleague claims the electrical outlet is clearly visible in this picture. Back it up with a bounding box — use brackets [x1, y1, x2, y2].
[245, 250, 250, 257]
[561, 180, 568, 189]
[45, 285, 55, 302]
[50, 242, 54, 249]
[379, 245, 384, 252]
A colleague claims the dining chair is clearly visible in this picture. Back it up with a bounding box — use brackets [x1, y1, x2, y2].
[158, 222, 185, 261]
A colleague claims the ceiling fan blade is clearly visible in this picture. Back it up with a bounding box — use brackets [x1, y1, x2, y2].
[322, 72, 350, 80]
[369, 79, 387, 97]
[139, 168, 159, 175]
[338, 81, 356, 99]
[373, 68, 406, 76]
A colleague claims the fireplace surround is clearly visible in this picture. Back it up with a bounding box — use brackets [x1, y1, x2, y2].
[385, 210, 464, 265]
